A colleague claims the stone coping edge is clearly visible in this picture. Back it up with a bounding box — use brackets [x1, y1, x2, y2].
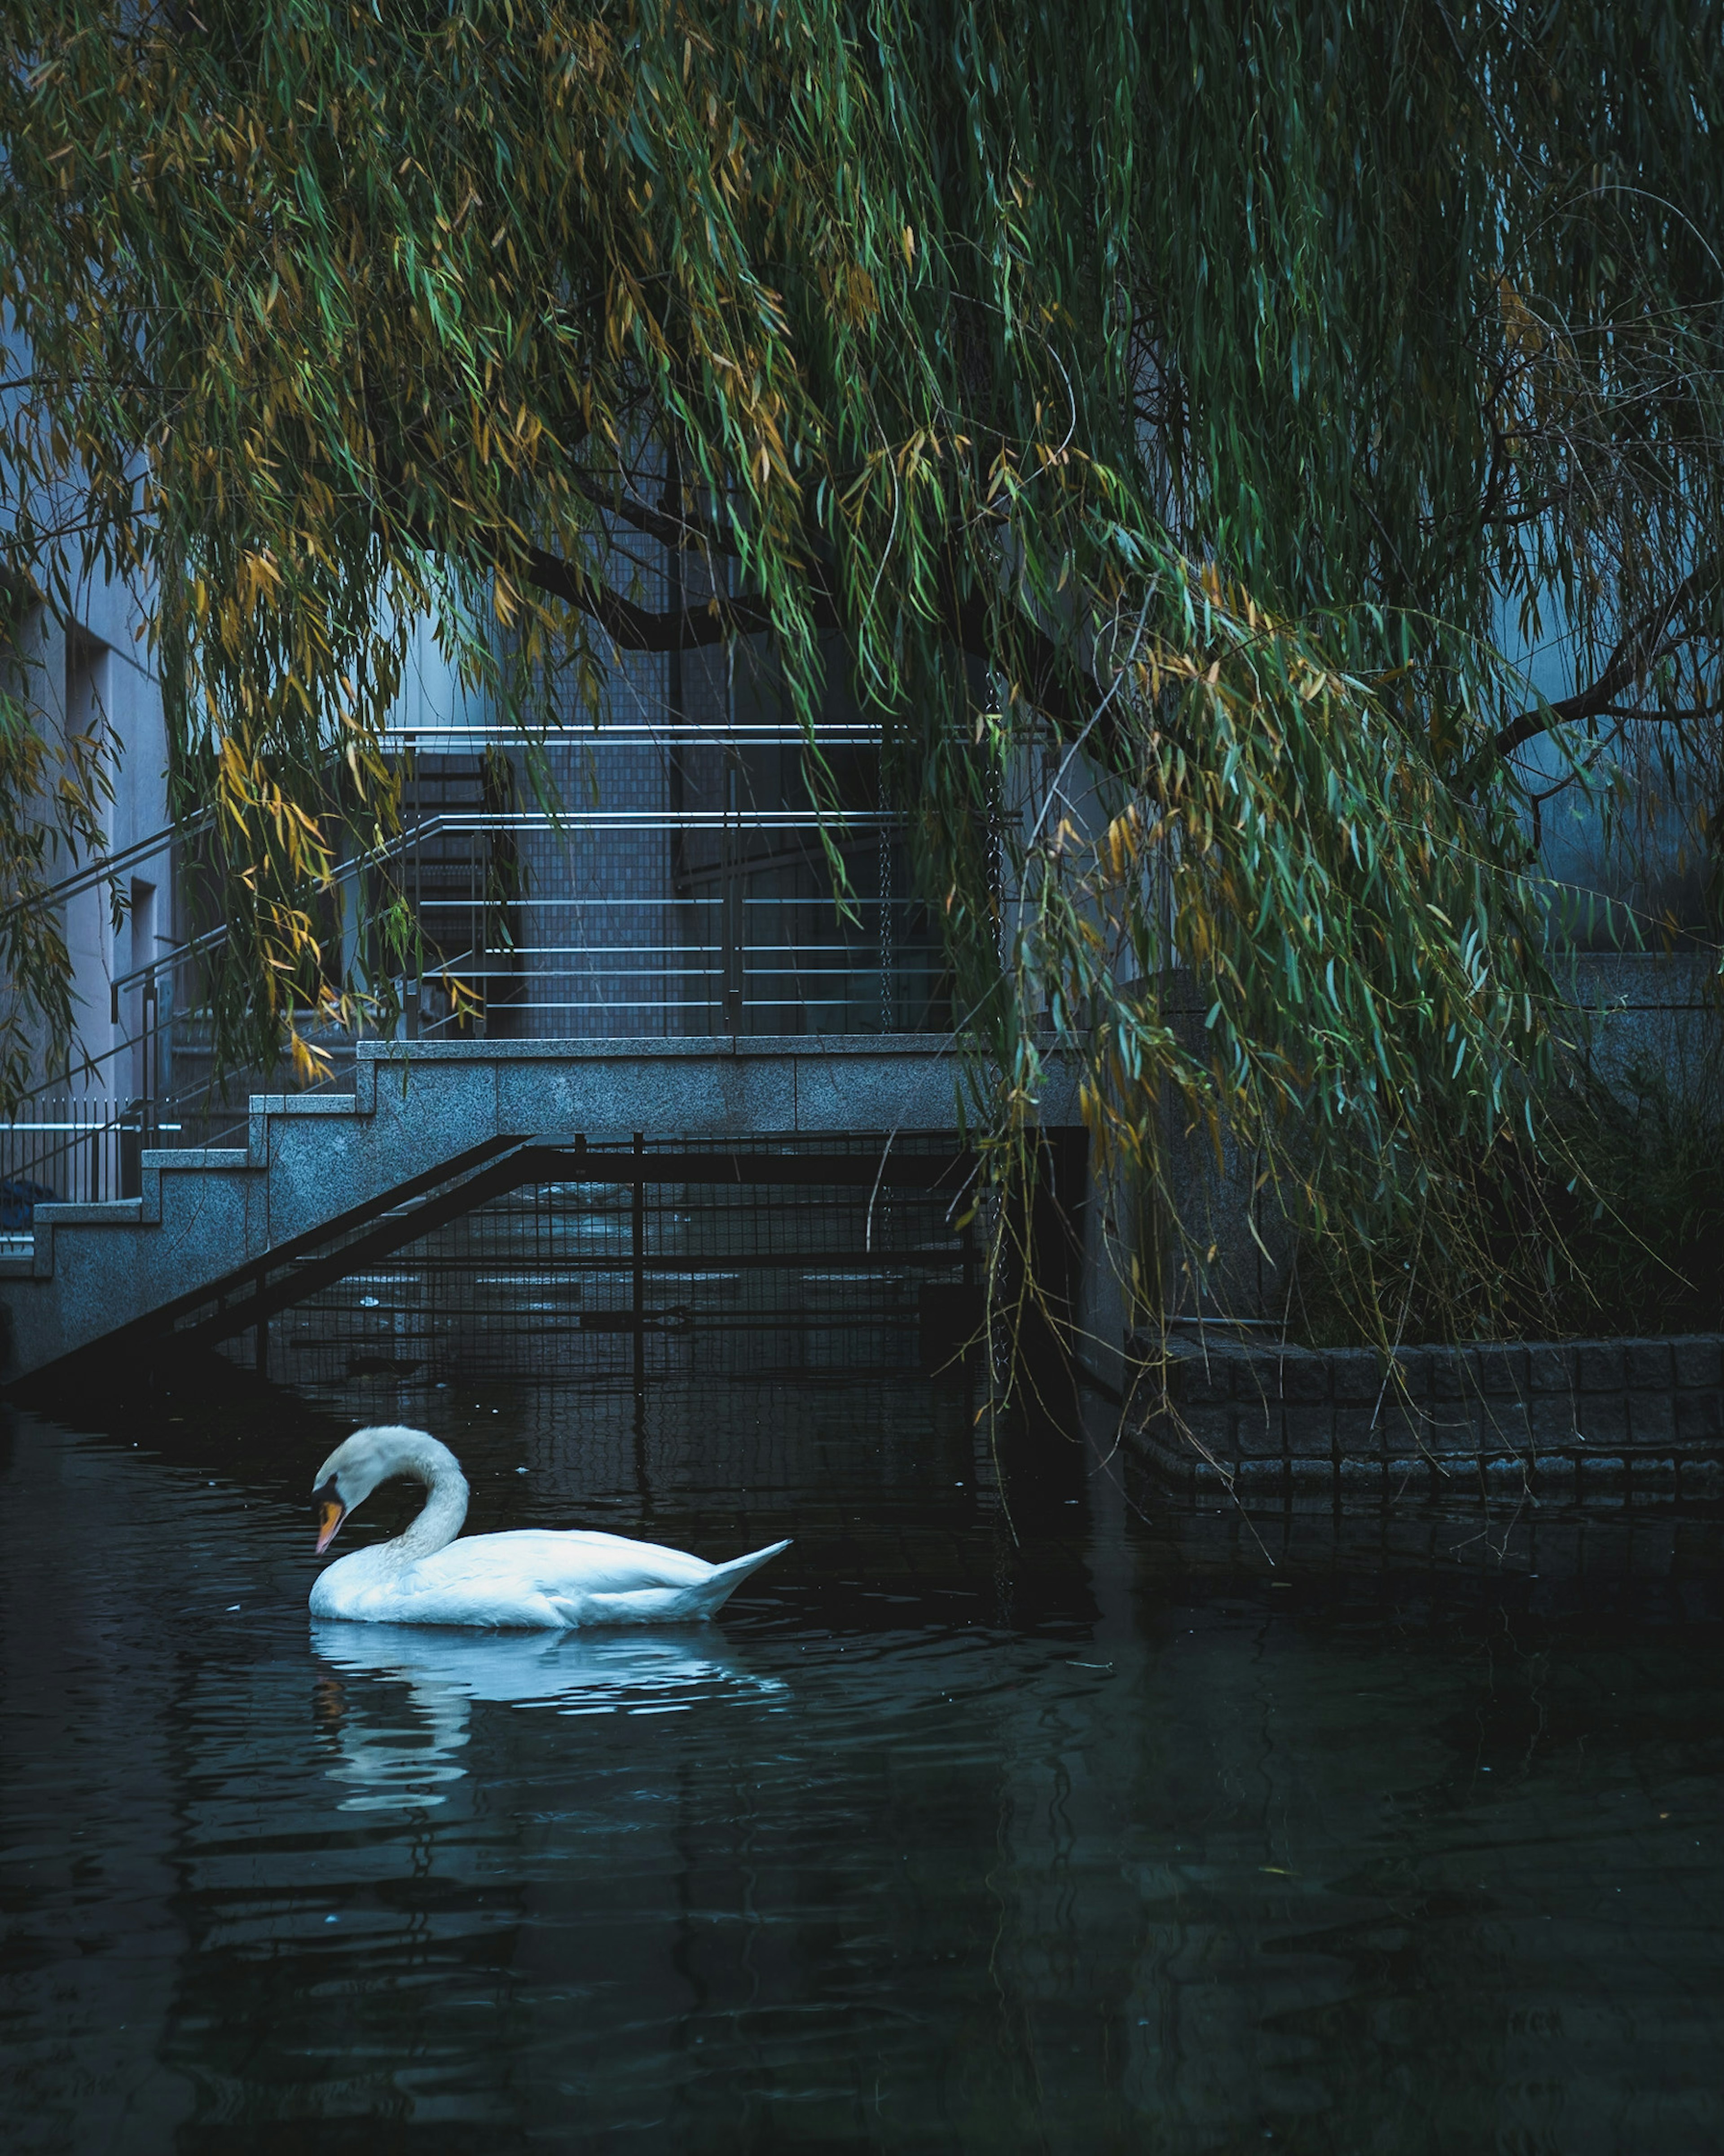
[347, 1034, 974, 1063]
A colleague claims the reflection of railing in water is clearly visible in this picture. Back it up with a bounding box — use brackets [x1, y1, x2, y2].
[203, 1136, 985, 1387]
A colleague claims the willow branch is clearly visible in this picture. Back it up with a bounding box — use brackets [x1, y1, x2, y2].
[1495, 553, 1723, 756]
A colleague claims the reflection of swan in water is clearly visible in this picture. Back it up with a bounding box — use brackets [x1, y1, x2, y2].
[311, 1620, 787, 1811]
[311, 1426, 790, 1627]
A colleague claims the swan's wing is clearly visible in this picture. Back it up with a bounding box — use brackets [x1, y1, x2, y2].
[404, 1528, 716, 1602]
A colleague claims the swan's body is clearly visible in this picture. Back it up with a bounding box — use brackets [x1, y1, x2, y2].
[309, 1425, 789, 1630]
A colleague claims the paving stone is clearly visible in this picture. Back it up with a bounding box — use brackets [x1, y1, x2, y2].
[1527, 1343, 1575, 1393]
[1577, 1341, 1627, 1393]
[1181, 1409, 1235, 1460]
[1574, 1397, 1628, 1445]
[1134, 1330, 1724, 1512]
[1475, 1345, 1528, 1398]
[1235, 1410, 1284, 1460]
[1421, 1406, 1477, 1454]
[1332, 1406, 1385, 1465]
[1330, 1350, 1382, 1404]
[1170, 1356, 1231, 1407]
[1282, 1403, 1335, 1459]
[1278, 1355, 1331, 1403]
[1530, 1394, 1581, 1445]
[1627, 1392, 1676, 1448]
[1473, 1397, 1531, 1449]
[1625, 1340, 1675, 1391]
[1374, 1392, 1425, 1447]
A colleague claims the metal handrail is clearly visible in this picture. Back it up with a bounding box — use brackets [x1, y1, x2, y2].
[387, 723, 888, 744]
[4, 763, 887, 924]
[361, 808, 898, 836]
[1, 811, 214, 921]
[0, 1097, 190, 1216]
[108, 922, 229, 1010]
[99, 803, 897, 1005]
[11, 758, 946, 1192]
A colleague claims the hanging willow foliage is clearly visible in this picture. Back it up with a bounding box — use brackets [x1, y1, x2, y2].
[1, 1, 1722, 1343]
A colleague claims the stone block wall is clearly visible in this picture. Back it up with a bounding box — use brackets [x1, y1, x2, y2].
[1130, 1332, 1724, 1504]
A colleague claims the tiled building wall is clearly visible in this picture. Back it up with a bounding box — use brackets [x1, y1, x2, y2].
[396, 536, 946, 1040]
[510, 639, 688, 1038]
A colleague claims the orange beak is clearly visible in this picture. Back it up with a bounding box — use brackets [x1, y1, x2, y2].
[315, 1494, 347, 1554]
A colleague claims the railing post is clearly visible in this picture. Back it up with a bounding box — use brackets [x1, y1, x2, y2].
[631, 1130, 646, 1390]
[721, 755, 743, 1031]
[142, 965, 158, 1104]
[879, 826, 893, 1031]
[119, 1098, 145, 1200]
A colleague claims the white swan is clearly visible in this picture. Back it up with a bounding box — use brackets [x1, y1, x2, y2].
[308, 1424, 790, 1629]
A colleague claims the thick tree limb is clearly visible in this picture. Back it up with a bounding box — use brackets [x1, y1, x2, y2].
[520, 543, 778, 650]
[570, 472, 745, 569]
[1495, 554, 1723, 756]
[518, 533, 1111, 749]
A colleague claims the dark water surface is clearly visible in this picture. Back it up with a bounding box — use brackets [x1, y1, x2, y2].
[4, 1367, 1724, 2152]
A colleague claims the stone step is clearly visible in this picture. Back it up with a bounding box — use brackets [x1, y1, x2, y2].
[0, 1035, 1006, 1380]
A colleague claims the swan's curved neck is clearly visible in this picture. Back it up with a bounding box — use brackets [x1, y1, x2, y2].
[383, 1435, 470, 1564]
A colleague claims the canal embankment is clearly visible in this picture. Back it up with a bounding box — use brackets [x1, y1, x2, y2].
[1132, 1330, 1724, 1505]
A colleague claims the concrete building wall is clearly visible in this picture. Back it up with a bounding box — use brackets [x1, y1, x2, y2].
[8, 576, 173, 1102]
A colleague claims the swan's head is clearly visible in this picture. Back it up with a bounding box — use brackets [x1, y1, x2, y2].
[312, 1424, 452, 1553]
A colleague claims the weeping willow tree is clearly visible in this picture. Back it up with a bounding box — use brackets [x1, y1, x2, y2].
[2, 1, 1722, 1345]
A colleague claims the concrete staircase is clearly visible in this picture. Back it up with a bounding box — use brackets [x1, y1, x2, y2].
[0, 1036, 1028, 1381]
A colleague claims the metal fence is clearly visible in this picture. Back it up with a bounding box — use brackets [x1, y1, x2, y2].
[7, 716, 958, 1243]
[388, 803, 951, 1040]
[51, 802, 950, 1049]
[0, 1098, 184, 1243]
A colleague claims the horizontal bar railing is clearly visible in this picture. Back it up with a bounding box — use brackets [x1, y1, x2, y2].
[9, 793, 951, 1208]
[0, 1098, 188, 1224]
[0, 812, 214, 922]
[5, 796, 900, 929]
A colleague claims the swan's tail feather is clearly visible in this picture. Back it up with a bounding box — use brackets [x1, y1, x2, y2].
[690, 1537, 792, 1616]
